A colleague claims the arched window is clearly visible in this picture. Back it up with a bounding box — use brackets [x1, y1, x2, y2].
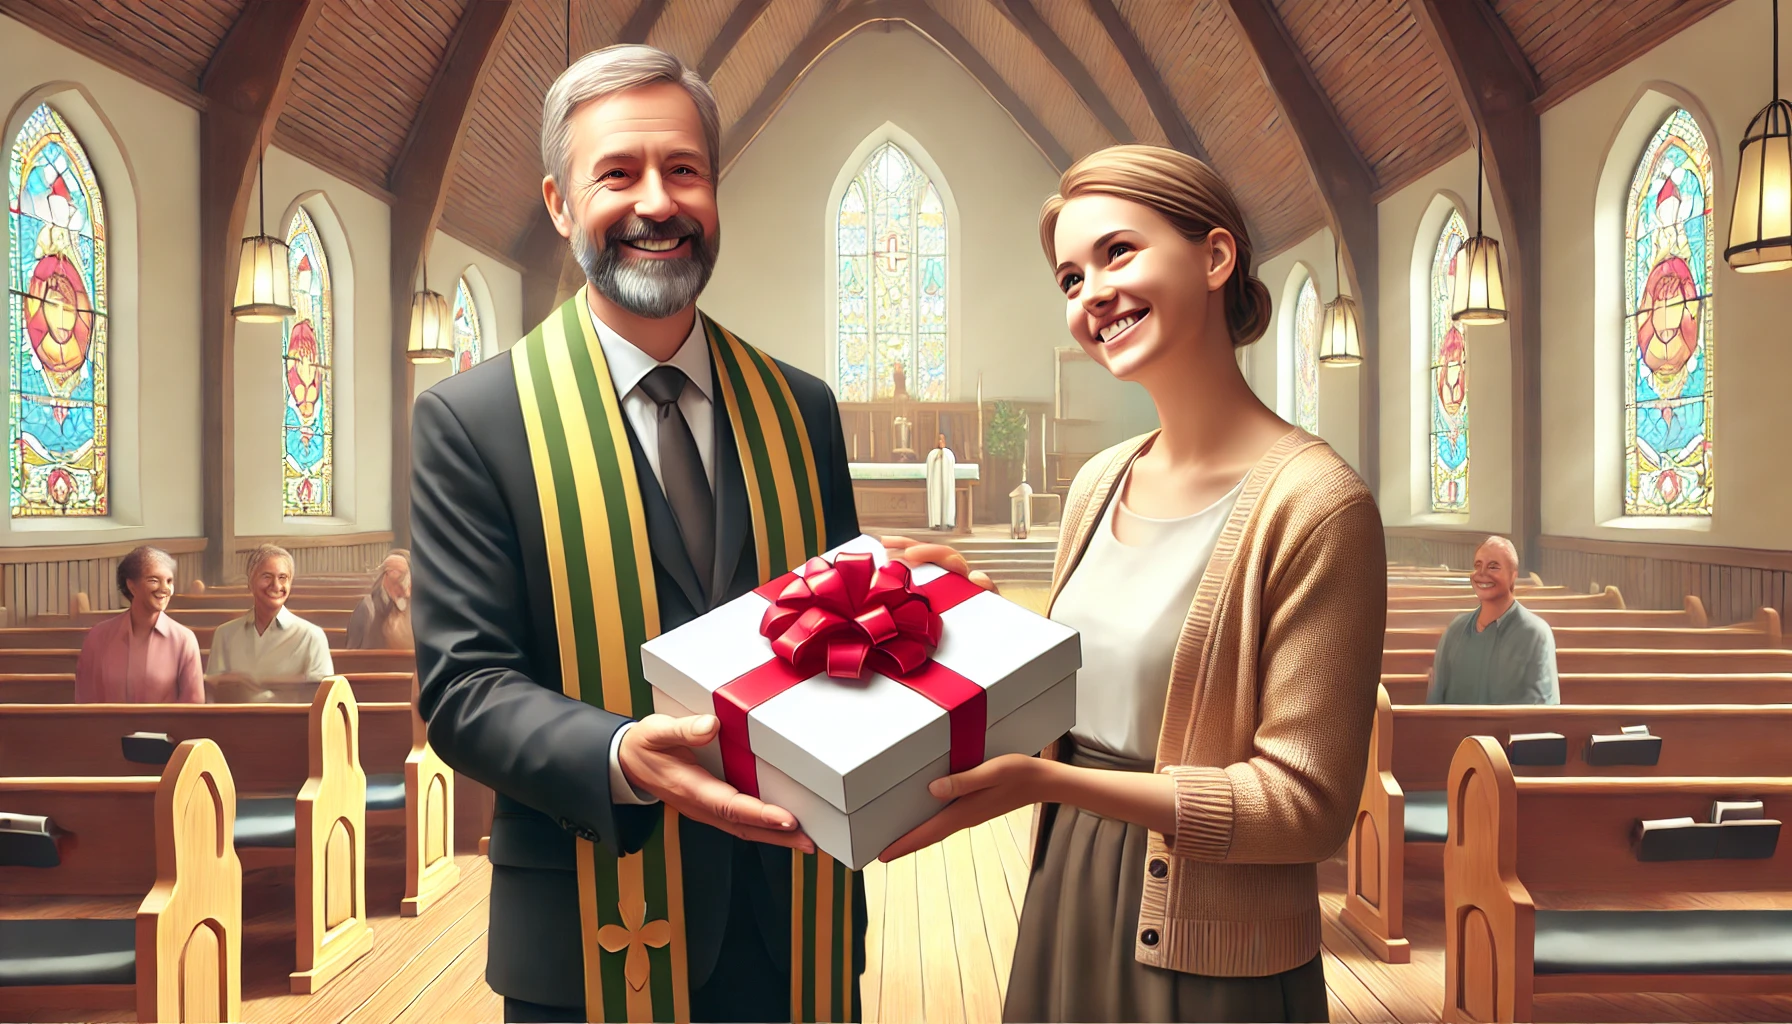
[1292, 275, 1320, 433]
[1624, 109, 1713, 516]
[451, 276, 481, 374]
[1429, 210, 1469, 513]
[283, 207, 333, 517]
[9, 103, 107, 517]
[835, 141, 947, 401]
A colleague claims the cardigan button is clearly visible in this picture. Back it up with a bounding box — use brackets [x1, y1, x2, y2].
[1140, 928, 1159, 947]
[1148, 858, 1168, 879]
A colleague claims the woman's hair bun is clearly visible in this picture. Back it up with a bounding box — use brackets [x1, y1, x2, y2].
[1229, 272, 1273, 348]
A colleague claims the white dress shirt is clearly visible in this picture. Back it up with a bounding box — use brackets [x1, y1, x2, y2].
[204, 605, 335, 683]
[590, 302, 718, 806]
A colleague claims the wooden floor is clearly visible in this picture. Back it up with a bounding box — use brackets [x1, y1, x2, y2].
[26, 816, 1792, 1022]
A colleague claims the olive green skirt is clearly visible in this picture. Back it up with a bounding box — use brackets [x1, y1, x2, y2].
[1002, 742, 1329, 1023]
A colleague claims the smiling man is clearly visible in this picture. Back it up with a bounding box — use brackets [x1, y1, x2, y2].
[205, 543, 334, 685]
[409, 46, 864, 1024]
[1426, 535, 1559, 705]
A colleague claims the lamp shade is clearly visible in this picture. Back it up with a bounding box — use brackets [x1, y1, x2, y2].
[1318, 293, 1362, 366]
[232, 235, 294, 322]
[1726, 97, 1792, 273]
[1450, 234, 1507, 323]
[407, 289, 453, 363]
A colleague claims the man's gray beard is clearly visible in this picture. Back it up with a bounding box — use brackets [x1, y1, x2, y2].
[572, 217, 718, 320]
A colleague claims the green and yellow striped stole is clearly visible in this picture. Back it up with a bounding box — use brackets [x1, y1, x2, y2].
[512, 289, 859, 1023]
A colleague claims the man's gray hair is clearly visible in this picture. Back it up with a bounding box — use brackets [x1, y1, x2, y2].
[540, 45, 721, 188]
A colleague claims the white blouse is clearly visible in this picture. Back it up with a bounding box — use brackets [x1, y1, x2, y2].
[1051, 469, 1243, 763]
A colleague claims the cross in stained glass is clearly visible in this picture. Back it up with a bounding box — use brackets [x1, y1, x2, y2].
[878, 233, 907, 273]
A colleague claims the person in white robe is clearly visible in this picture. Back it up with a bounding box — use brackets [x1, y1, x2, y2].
[926, 432, 956, 530]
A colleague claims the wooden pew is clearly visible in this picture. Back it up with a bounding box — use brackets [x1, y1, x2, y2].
[1390, 586, 1622, 611]
[1344, 690, 1792, 966]
[0, 625, 352, 650]
[62, 608, 356, 631]
[0, 681, 375, 993]
[1389, 584, 1566, 599]
[171, 593, 369, 613]
[1383, 646, 1792, 677]
[1444, 737, 1792, 1022]
[0, 672, 414, 705]
[1378, 672, 1792, 705]
[1384, 607, 1783, 656]
[0, 738, 241, 1021]
[0, 646, 412, 675]
[1386, 598, 1707, 631]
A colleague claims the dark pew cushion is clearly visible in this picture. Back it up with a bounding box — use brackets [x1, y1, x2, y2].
[368, 773, 405, 813]
[0, 918, 135, 986]
[1405, 790, 1448, 843]
[234, 797, 296, 848]
[1535, 909, 1792, 974]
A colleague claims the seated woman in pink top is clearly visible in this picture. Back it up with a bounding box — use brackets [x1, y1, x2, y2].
[74, 545, 204, 703]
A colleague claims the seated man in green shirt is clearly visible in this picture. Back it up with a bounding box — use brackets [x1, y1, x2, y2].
[1426, 536, 1559, 705]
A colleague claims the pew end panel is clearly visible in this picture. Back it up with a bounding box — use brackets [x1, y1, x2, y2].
[1443, 737, 1536, 1024]
[290, 677, 373, 994]
[1342, 685, 1411, 963]
[135, 739, 243, 1023]
[401, 677, 457, 917]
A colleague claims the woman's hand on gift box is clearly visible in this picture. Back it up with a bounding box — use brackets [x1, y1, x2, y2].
[876, 753, 1045, 861]
[876, 753, 1181, 862]
[880, 535, 998, 593]
[619, 713, 817, 852]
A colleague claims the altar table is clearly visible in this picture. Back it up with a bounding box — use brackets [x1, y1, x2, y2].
[848, 462, 980, 534]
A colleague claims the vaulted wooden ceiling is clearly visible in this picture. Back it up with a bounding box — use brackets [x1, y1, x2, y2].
[3, 0, 1737, 267]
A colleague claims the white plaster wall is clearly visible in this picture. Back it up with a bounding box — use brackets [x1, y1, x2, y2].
[235, 146, 391, 537]
[1255, 225, 1363, 471]
[703, 26, 1068, 402]
[412, 228, 525, 397]
[1376, 149, 1514, 532]
[1540, 0, 1790, 550]
[0, 13, 200, 546]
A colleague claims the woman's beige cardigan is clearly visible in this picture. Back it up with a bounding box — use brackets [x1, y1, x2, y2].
[1041, 427, 1386, 977]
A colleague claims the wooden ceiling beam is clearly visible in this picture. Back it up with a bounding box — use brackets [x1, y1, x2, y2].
[619, 0, 669, 44]
[198, 0, 323, 585]
[1084, 0, 1208, 163]
[721, 0, 1072, 177]
[992, 0, 1133, 144]
[388, 0, 518, 552]
[698, 0, 775, 79]
[1220, 0, 1380, 491]
[1408, 0, 1542, 565]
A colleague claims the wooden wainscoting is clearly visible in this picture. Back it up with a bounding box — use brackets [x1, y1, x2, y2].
[1383, 527, 1485, 572]
[232, 532, 395, 580]
[1536, 535, 1791, 628]
[0, 537, 207, 623]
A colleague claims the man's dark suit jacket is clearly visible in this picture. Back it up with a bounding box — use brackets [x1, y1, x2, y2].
[411, 339, 865, 1010]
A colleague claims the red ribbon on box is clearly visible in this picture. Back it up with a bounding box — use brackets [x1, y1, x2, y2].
[712, 552, 986, 798]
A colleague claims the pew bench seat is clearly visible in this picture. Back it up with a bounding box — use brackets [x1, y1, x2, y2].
[1404, 790, 1448, 843]
[0, 918, 136, 987]
[1533, 909, 1792, 977]
[234, 773, 405, 849]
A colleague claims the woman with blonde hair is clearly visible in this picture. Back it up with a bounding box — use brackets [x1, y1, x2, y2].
[882, 145, 1385, 1021]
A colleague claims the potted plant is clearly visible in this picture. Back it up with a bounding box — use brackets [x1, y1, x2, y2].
[982, 401, 1027, 523]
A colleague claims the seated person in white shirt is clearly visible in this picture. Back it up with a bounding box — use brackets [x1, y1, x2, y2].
[206, 543, 335, 685]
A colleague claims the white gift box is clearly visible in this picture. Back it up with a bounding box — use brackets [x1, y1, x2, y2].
[641, 534, 1080, 869]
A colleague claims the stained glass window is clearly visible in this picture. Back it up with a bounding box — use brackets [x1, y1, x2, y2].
[9, 103, 107, 517]
[451, 277, 481, 374]
[1624, 109, 1714, 516]
[283, 208, 332, 517]
[835, 142, 947, 401]
[1429, 210, 1470, 513]
[1293, 276, 1320, 433]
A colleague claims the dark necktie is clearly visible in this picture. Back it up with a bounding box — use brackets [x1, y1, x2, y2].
[639, 365, 715, 596]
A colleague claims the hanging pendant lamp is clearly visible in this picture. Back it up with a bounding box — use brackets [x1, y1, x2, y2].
[232, 125, 295, 322]
[1727, 0, 1792, 272]
[407, 261, 453, 364]
[1319, 240, 1363, 366]
[1452, 124, 1508, 324]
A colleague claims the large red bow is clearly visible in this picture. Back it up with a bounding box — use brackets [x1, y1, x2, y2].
[758, 552, 942, 681]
